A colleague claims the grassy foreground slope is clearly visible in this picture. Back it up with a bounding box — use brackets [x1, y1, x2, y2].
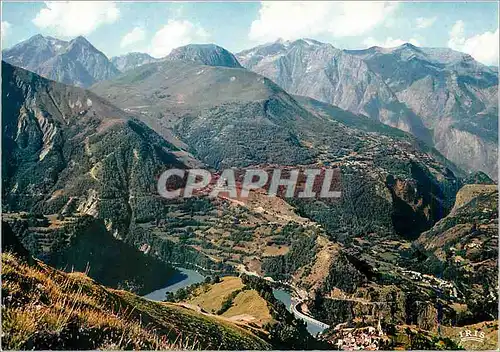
[1, 252, 270, 350]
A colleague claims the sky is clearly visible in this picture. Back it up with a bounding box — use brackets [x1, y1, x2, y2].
[1, 1, 499, 65]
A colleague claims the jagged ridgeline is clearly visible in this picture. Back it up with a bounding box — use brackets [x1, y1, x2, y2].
[2, 38, 497, 350]
[237, 39, 498, 179]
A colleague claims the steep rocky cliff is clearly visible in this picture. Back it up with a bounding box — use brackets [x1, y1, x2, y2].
[239, 40, 498, 179]
[347, 44, 498, 178]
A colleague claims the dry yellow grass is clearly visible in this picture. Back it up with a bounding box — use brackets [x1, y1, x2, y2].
[222, 290, 273, 326]
[1, 252, 181, 350]
[262, 245, 289, 256]
[1, 253, 270, 350]
[188, 277, 244, 313]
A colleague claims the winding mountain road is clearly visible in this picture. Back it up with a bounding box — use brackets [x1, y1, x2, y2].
[290, 298, 330, 330]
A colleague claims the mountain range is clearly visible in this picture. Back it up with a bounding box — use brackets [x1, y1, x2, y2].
[4, 34, 497, 179]
[237, 39, 498, 179]
[237, 39, 430, 140]
[347, 44, 498, 178]
[1, 33, 498, 350]
[2, 35, 120, 87]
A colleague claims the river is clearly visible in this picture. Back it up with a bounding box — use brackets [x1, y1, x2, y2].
[142, 267, 205, 301]
[143, 270, 326, 336]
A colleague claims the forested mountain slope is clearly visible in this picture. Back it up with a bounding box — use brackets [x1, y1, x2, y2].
[93, 59, 463, 239]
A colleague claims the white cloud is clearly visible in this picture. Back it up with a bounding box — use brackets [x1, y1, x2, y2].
[447, 20, 466, 49]
[363, 36, 421, 48]
[415, 17, 436, 29]
[120, 27, 146, 48]
[149, 20, 209, 58]
[249, 2, 398, 42]
[32, 1, 119, 37]
[448, 20, 499, 65]
[1, 21, 11, 40]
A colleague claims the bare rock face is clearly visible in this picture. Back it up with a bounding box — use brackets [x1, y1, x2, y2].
[237, 39, 432, 144]
[347, 44, 498, 179]
[2, 35, 120, 87]
[434, 121, 498, 178]
[347, 44, 498, 127]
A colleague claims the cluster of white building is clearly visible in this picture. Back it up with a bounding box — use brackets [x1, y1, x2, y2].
[401, 269, 457, 298]
[333, 324, 385, 350]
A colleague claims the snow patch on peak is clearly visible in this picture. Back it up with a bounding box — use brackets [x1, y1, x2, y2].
[303, 38, 322, 46]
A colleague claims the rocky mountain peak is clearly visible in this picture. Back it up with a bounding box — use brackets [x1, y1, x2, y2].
[72, 35, 92, 45]
[293, 38, 325, 46]
[2, 34, 68, 71]
[349, 43, 481, 68]
[400, 42, 418, 49]
[273, 38, 325, 48]
[65, 36, 107, 58]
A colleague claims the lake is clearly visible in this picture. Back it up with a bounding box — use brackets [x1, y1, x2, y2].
[143, 267, 205, 301]
[272, 288, 326, 336]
